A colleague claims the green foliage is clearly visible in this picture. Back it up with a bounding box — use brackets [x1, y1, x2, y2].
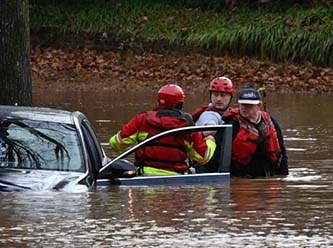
[29, 0, 333, 66]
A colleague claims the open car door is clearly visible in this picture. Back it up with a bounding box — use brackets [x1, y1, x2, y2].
[96, 124, 232, 186]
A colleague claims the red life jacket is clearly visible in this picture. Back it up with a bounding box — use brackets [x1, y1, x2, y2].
[192, 105, 225, 122]
[224, 108, 281, 167]
[135, 108, 193, 173]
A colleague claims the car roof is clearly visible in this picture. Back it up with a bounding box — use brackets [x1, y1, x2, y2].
[0, 105, 78, 124]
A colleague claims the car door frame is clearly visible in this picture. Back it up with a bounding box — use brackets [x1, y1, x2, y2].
[72, 111, 106, 187]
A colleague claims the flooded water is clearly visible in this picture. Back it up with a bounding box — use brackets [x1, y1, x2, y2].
[0, 85, 332, 247]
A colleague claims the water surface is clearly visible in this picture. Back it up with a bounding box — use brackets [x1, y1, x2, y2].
[0, 87, 332, 247]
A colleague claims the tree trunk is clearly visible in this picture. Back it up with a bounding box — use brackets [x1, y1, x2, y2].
[0, 0, 32, 106]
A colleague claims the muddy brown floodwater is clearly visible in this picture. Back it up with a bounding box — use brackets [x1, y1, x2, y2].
[1, 83, 330, 247]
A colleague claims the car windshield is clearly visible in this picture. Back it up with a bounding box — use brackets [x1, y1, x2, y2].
[0, 119, 85, 172]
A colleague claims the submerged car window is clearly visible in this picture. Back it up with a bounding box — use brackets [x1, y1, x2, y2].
[0, 120, 84, 172]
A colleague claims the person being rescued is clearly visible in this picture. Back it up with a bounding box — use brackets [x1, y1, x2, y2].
[200, 87, 289, 178]
[191, 76, 234, 173]
[109, 84, 216, 176]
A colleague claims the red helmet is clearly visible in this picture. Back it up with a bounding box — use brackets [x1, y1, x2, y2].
[157, 84, 185, 108]
[209, 76, 234, 95]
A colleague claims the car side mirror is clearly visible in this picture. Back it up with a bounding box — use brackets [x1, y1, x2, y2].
[98, 159, 136, 179]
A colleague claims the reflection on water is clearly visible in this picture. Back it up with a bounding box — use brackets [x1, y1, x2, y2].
[1, 179, 331, 247]
[0, 88, 331, 247]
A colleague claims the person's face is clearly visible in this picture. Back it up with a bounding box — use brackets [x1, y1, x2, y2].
[211, 92, 232, 110]
[239, 103, 260, 120]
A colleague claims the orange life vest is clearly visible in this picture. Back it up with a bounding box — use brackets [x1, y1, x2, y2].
[135, 108, 193, 173]
[224, 108, 281, 168]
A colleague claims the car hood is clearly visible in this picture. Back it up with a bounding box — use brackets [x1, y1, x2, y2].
[0, 168, 85, 192]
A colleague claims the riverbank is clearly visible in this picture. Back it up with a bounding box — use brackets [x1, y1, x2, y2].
[29, 1, 333, 67]
[31, 46, 333, 93]
[30, 1, 333, 93]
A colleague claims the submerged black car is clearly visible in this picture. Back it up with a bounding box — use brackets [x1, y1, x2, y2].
[0, 105, 232, 191]
[0, 105, 135, 191]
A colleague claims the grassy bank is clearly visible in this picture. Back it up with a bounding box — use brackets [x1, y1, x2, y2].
[30, 1, 333, 66]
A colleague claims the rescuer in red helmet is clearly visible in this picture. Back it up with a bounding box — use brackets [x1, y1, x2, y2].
[190, 76, 234, 173]
[192, 76, 234, 134]
[109, 84, 216, 176]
